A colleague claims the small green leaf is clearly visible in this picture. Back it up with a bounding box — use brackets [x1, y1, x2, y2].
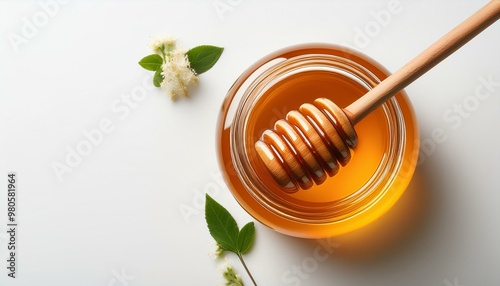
[153, 69, 163, 87]
[205, 194, 239, 253]
[138, 54, 163, 71]
[237, 222, 255, 254]
[187, 45, 224, 75]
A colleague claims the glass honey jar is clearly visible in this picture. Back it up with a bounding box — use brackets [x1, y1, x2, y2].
[216, 43, 419, 238]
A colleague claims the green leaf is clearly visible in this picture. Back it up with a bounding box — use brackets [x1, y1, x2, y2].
[187, 45, 224, 75]
[205, 194, 239, 253]
[237, 222, 255, 254]
[138, 54, 163, 71]
[153, 69, 163, 87]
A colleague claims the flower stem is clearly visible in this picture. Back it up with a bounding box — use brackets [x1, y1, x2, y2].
[237, 254, 257, 286]
[160, 47, 167, 63]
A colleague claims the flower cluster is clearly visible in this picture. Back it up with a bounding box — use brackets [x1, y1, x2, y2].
[221, 260, 244, 286]
[150, 36, 198, 100]
[160, 49, 199, 101]
[139, 36, 223, 102]
[210, 243, 245, 286]
[149, 35, 176, 53]
[210, 242, 225, 258]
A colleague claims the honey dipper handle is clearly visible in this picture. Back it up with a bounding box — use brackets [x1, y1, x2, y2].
[345, 0, 500, 124]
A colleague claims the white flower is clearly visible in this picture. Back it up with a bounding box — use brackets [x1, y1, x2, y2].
[160, 49, 198, 100]
[163, 37, 177, 52]
[209, 242, 225, 259]
[149, 35, 177, 52]
[219, 259, 244, 286]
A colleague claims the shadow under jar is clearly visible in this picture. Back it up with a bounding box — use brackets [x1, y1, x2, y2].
[216, 43, 419, 238]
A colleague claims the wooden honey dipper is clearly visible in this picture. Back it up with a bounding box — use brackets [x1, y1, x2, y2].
[255, 0, 500, 192]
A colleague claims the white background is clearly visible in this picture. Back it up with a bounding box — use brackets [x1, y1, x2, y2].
[0, 0, 499, 285]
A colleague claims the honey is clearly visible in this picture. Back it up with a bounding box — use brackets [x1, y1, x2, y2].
[217, 44, 419, 238]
